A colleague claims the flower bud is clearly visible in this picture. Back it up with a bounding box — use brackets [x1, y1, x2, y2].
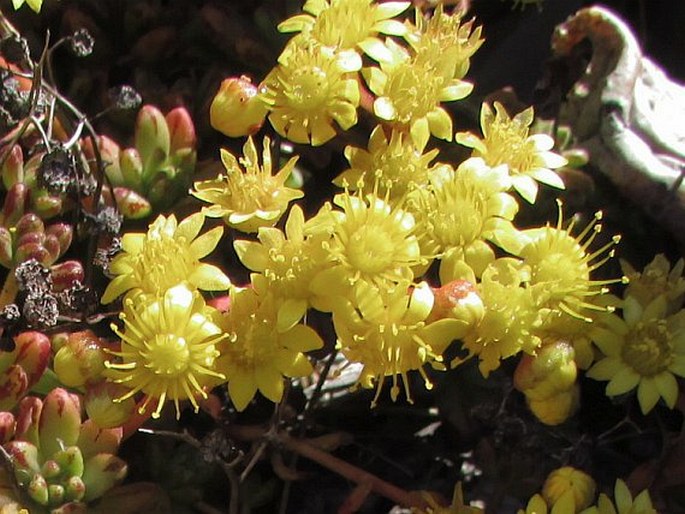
[135, 105, 170, 180]
[120, 148, 144, 191]
[210, 76, 268, 137]
[113, 187, 151, 219]
[1, 145, 24, 189]
[542, 465, 596, 513]
[84, 382, 135, 428]
[54, 331, 108, 388]
[527, 386, 579, 426]
[166, 107, 196, 154]
[428, 279, 484, 327]
[514, 340, 577, 401]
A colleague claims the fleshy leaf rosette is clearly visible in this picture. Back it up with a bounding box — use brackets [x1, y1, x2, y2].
[0, 331, 51, 411]
[3, 389, 127, 510]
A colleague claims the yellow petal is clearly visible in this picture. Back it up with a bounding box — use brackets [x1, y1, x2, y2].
[189, 226, 224, 259]
[176, 212, 205, 243]
[255, 364, 284, 403]
[228, 373, 257, 411]
[654, 372, 678, 408]
[605, 367, 640, 396]
[188, 263, 231, 291]
[637, 377, 660, 414]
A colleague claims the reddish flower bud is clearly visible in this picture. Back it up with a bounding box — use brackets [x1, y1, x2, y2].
[428, 279, 484, 327]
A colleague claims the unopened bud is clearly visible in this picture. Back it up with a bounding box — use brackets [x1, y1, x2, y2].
[514, 340, 577, 400]
[542, 465, 596, 512]
[527, 386, 579, 426]
[210, 75, 268, 137]
[428, 279, 484, 327]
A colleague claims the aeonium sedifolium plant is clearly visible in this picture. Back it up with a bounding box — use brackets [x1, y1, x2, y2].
[0, 1, 678, 512]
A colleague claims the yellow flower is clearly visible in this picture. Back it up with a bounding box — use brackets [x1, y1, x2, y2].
[407, 4, 483, 82]
[621, 254, 685, 313]
[542, 467, 597, 514]
[191, 136, 303, 233]
[587, 294, 685, 414]
[456, 102, 567, 203]
[105, 284, 227, 419]
[518, 205, 622, 327]
[363, 38, 472, 150]
[305, 190, 423, 307]
[456, 258, 542, 376]
[261, 37, 361, 145]
[233, 205, 332, 329]
[409, 157, 522, 280]
[278, 0, 410, 62]
[334, 281, 467, 405]
[334, 125, 441, 199]
[580, 479, 656, 514]
[101, 212, 230, 304]
[215, 287, 323, 411]
[414, 482, 483, 514]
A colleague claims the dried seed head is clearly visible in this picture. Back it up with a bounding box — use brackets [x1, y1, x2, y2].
[69, 28, 95, 58]
[15, 258, 52, 294]
[108, 85, 142, 111]
[38, 147, 77, 195]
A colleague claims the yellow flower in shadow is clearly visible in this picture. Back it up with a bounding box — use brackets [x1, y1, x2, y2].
[587, 294, 685, 414]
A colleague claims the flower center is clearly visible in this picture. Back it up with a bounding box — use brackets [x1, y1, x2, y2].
[136, 236, 192, 293]
[431, 200, 482, 248]
[314, 1, 375, 49]
[622, 319, 674, 376]
[387, 63, 442, 123]
[290, 67, 329, 110]
[145, 334, 190, 376]
[347, 226, 395, 274]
